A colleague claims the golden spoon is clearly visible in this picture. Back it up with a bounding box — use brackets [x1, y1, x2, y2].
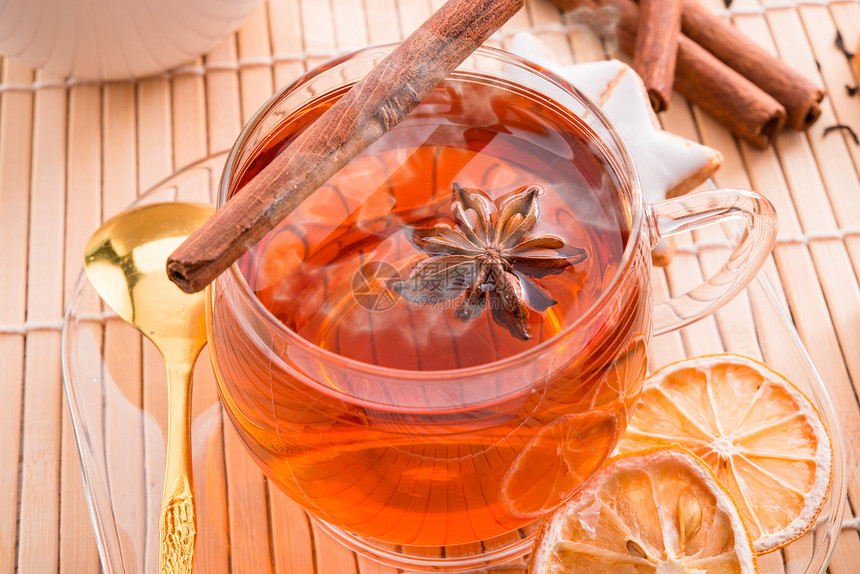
[84, 202, 214, 573]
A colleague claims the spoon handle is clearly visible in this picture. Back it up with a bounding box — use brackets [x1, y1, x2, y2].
[159, 363, 197, 574]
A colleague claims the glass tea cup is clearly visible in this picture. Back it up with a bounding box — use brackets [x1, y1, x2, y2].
[205, 45, 776, 571]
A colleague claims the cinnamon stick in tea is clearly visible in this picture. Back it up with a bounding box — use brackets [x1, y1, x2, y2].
[680, 0, 823, 130]
[551, 0, 786, 148]
[634, 0, 682, 112]
[166, 0, 524, 294]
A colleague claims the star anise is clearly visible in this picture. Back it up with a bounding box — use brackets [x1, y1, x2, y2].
[395, 183, 588, 340]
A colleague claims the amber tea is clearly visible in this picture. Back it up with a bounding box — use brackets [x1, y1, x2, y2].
[208, 74, 650, 547]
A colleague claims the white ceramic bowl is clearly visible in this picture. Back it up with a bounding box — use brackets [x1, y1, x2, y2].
[0, 0, 265, 80]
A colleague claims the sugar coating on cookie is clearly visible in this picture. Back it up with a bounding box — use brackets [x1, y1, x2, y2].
[508, 33, 722, 205]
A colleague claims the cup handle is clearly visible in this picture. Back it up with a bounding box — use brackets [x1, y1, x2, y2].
[648, 188, 777, 336]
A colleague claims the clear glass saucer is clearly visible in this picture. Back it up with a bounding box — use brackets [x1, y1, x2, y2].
[62, 153, 846, 573]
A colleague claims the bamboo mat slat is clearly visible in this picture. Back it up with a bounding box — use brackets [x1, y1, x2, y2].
[269, 0, 307, 87]
[1, 1, 859, 573]
[205, 39, 243, 158]
[365, 0, 403, 45]
[0, 57, 32, 574]
[61, 81, 107, 573]
[17, 68, 69, 574]
[237, 10, 275, 124]
[172, 66, 209, 172]
[137, 79, 174, 192]
[102, 84, 139, 218]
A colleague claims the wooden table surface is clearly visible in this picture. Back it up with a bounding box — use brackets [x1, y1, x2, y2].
[1, 0, 859, 572]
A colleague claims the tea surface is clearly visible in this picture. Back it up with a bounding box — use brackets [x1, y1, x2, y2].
[234, 76, 629, 370]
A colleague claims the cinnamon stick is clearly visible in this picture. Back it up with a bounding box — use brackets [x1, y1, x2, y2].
[166, 0, 524, 294]
[673, 33, 785, 147]
[634, 0, 682, 112]
[679, 0, 823, 130]
[552, 0, 786, 148]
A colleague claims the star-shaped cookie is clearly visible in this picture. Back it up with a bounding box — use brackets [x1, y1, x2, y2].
[508, 33, 723, 264]
[509, 32, 722, 203]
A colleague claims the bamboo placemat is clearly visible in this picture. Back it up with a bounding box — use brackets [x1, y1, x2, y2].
[1, 0, 859, 572]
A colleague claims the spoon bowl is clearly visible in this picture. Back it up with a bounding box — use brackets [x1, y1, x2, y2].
[84, 202, 214, 573]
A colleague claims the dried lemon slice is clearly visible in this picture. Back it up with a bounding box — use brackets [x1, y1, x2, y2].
[615, 354, 832, 553]
[529, 447, 758, 574]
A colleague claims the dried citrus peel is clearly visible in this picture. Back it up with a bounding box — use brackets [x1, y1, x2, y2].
[529, 446, 758, 574]
[615, 354, 832, 554]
